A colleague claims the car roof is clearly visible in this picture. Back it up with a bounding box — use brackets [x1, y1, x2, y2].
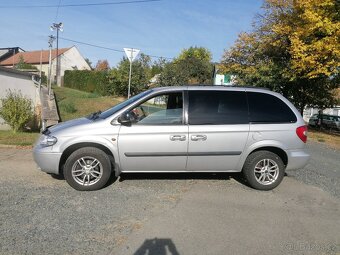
[150, 85, 271, 93]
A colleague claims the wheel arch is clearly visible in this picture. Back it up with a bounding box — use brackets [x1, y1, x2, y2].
[248, 146, 288, 167]
[59, 142, 116, 175]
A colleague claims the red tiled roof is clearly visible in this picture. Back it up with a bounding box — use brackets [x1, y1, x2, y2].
[0, 48, 70, 66]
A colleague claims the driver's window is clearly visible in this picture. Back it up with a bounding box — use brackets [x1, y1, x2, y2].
[128, 92, 183, 125]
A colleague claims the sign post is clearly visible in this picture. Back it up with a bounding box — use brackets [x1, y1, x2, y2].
[123, 48, 140, 98]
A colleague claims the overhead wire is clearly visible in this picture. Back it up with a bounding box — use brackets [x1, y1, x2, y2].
[55, 0, 62, 21]
[60, 37, 174, 60]
[0, 0, 161, 8]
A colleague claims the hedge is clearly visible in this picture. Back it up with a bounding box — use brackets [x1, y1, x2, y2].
[64, 70, 113, 96]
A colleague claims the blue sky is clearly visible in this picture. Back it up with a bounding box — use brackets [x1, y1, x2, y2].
[0, 0, 263, 67]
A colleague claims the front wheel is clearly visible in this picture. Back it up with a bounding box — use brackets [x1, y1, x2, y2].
[242, 151, 285, 190]
[63, 147, 112, 191]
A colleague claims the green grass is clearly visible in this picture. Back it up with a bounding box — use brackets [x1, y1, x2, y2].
[53, 86, 122, 121]
[0, 130, 39, 146]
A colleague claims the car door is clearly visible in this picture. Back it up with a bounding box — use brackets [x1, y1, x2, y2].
[118, 91, 188, 172]
[186, 90, 250, 171]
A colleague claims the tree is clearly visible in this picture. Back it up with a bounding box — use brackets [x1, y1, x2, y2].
[95, 59, 110, 71]
[109, 55, 151, 96]
[221, 0, 339, 113]
[158, 46, 214, 86]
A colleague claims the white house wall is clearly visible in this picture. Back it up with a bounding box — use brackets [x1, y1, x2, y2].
[59, 47, 91, 76]
[0, 71, 40, 130]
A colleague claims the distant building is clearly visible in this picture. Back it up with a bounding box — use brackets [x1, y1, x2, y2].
[0, 47, 25, 62]
[214, 73, 236, 86]
[0, 46, 91, 84]
[212, 65, 236, 86]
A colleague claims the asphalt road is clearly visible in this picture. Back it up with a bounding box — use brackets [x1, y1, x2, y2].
[0, 141, 339, 255]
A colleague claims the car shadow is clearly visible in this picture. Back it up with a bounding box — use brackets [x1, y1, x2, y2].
[119, 171, 247, 184]
[133, 238, 179, 255]
[49, 170, 253, 189]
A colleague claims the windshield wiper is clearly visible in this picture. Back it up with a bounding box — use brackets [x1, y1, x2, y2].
[88, 110, 102, 120]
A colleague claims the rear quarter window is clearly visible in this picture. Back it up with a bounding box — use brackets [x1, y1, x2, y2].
[247, 92, 297, 123]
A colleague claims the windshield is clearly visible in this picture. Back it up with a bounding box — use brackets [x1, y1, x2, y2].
[98, 90, 153, 119]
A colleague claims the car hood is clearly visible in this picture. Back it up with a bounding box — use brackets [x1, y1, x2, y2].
[47, 117, 93, 134]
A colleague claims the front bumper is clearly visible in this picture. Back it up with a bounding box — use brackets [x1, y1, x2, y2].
[33, 145, 62, 174]
[286, 148, 310, 170]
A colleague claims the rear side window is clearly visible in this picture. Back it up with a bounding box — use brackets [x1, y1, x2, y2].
[188, 91, 248, 125]
[247, 92, 297, 123]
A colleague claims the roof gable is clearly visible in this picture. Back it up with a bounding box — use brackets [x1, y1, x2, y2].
[0, 48, 70, 66]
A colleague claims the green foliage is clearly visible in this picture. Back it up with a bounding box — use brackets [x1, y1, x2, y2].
[0, 90, 33, 133]
[15, 55, 38, 70]
[176, 46, 212, 63]
[108, 54, 151, 96]
[221, 0, 339, 113]
[158, 47, 214, 86]
[64, 70, 113, 96]
[59, 100, 77, 113]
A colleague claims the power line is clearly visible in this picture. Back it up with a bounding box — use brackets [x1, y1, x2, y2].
[55, 0, 62, 21]
[60, 37, 174, 60]
[0, 0, 161, 8]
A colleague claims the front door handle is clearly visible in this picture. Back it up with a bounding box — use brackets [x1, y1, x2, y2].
[191, 135, 207, 141]
[170, 135, 186, 141]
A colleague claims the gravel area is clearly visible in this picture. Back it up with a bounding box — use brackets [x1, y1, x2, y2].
[286, 141, 340, 198]
[0, 141, 339, 254]
[0, 148, 198, 254]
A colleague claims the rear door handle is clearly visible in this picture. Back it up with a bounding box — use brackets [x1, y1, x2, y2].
[191, 135, 207, 141]
[170, 135, 186, 141]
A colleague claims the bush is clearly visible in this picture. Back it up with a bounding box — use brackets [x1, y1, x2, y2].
[0, 90, 33, 133]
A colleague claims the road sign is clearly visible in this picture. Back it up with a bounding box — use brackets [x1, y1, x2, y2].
[124, 48, 140, 62]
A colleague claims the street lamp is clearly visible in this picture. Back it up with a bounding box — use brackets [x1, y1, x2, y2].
[50, 22, 63, 86]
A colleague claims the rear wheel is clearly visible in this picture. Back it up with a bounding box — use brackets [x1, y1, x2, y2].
[242, 151, 285, 190]
[63, 147, 112, 191]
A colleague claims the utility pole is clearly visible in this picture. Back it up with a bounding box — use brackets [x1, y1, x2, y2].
[50, 22, 63, 86]
[48, 35, 56, 98]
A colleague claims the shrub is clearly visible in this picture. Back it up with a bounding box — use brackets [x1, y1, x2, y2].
[0, 90, 33, 133]
[64, 70, 112, 96]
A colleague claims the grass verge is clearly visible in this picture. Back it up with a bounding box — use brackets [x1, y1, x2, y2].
[0, 130, 39, 147]
[308, 129, 340, 150]
[53, 86, 122, 121]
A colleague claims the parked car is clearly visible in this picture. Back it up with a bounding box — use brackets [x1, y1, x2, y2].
[308, 113, 340, 130]
[308, 114, 319, 127]
[33, 86, 310, 191]
[323, 115, 340, 130]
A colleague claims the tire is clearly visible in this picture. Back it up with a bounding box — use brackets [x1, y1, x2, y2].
[242, 151, 285, 190]
[63, 147, 112, 191]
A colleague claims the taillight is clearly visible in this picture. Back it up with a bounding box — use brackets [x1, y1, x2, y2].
[296, 125, 308, 143]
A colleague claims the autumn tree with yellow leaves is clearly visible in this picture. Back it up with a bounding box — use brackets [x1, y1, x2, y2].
[221, 0, 339, 113]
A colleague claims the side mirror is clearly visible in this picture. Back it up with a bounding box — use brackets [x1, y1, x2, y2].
[118, 112, 132, 126]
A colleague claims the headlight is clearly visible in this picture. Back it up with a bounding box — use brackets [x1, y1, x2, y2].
[40, 135, 58, 147]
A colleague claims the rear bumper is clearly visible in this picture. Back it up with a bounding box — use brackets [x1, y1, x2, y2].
[33, 146, 62, 174]
[286, 148, 310, 170]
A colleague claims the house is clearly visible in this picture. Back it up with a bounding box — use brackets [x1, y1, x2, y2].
[0, 66, 41, 130]
[303, 88, 340, 122]
[0, 46, 91, 84]
[0, 47, 25, 62]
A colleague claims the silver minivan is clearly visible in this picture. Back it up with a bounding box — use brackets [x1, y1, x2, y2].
[33, 86, 310, 191]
